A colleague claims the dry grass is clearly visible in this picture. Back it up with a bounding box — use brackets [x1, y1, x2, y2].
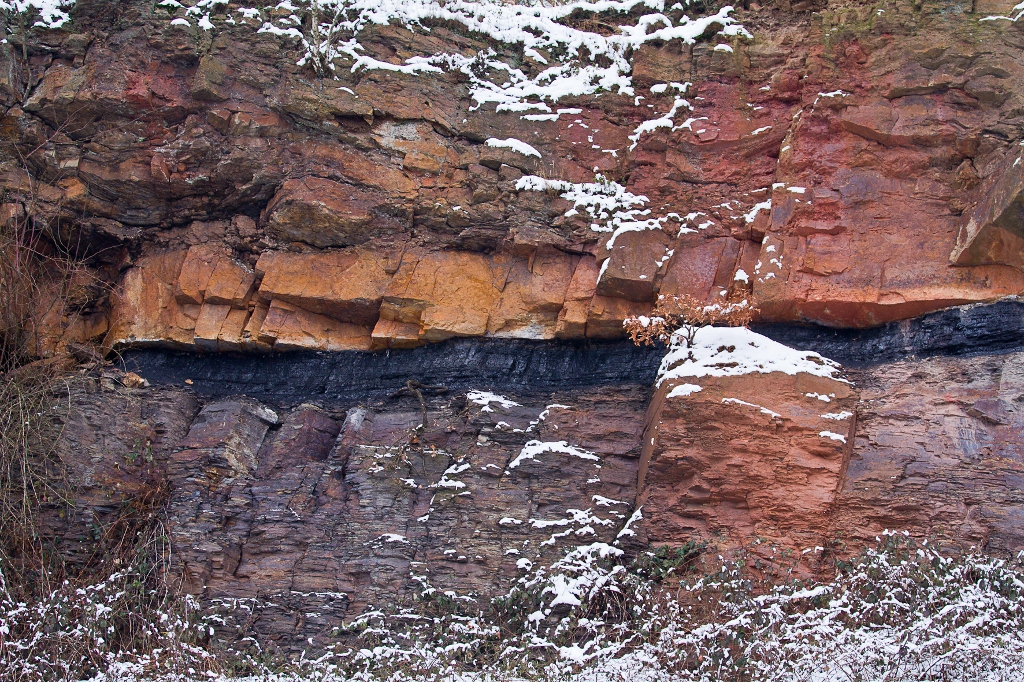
[0, 216, 76, 597]
[0, 216, 192, 680]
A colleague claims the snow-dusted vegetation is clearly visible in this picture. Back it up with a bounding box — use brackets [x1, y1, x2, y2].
[3, 533, 1023, 681]
[0, 0, 71, 28]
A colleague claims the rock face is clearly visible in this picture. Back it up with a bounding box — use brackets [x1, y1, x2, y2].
[104, 245, 643, 350]
[640, 370, 857, 555]
[8, 0, 1024, 656]
[53, 375, 650, 651]
[6, 0, 1024, 356]
[834, 352, 1024, 553]
[50, 332, 1024, 649]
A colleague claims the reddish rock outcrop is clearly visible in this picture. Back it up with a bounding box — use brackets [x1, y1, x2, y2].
[637, 331, 858, 556]
[9, 0, 1024, 655]
[8, 0, 1024, 353]
[833, 352, 1024, 553]
[640, 370, 857, 554]
[52, 377, 650, 650]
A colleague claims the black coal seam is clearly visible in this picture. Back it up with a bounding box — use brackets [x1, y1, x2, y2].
[121, 338, 665, 406]
[754, 299, 1024, 367]
[121, 300, 1024, 405]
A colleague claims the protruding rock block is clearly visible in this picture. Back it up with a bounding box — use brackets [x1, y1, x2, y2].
[175, 244, 223, 305]
[105, 249, 197, 348]
[950, 147, 1024, 271]
[638, 328, 858, 552]
[753, 103, 1024, 328]
[597, 229, 672, 302]
[381, 250, 500, 342]
[263, 177, 410, 248]
[255, 249, 394, 325]
[259, 300, 372, 352]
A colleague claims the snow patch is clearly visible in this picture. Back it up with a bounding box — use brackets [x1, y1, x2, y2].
[507, 440, 599, 470]
[485, 137, 542, 158]
[467, 390, 521, 412]
[658, 326, 846, 385]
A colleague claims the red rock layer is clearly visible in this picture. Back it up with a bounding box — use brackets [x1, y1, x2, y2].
[5, 1, 1024, 355]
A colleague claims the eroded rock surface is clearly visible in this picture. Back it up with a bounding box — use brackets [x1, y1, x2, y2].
[6, 0, 1024, 356]
[9, 0, 1024, 656]
[53, 376, 649, 651]
[49, 335, 1024, 649]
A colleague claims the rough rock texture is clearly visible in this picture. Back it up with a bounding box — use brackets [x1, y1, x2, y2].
[639, 371, 858, 554]
[53, 376, 649, 651]
[49, 336, 1024, 649]
[8, 0, 1024, 655]
[5, 0, 1024, 356]
[834, 353, 1024, 553]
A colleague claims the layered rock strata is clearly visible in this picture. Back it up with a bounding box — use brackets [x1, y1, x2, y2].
[4, 0, 1024, 356]
[51, 327, 1024, 648]
[7, 0, 1024, 655]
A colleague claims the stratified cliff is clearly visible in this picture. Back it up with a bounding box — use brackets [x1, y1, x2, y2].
[2, 0, 1024, 654]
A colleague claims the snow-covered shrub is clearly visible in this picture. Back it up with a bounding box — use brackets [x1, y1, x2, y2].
[0, 564, 213, 682]
[624, 293, 755, 348]
[4, 533, 1022, 681]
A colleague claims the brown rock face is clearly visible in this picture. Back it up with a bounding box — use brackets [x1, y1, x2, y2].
[51, 339, 1024, 650]
[12, 0, 1024, 657]
[11, 0, 1024, 352]
[950, 146, 1024, 271]
[640, 371, 857, 553]
[263, 177, 411, 248]
[834, 352, 1024, 553]
[254, 249, 394, 325]
[105, 245, 658, 351]
[53, 378, 649, 650]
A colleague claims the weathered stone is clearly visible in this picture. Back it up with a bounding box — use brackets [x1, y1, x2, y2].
[586, 295, 650, 339]
[632, 42, 692, 87]
[950, 147, 1024, 270]
[263, 177, 410, 248]
[190, 54, 230, 102]
[255, 249, 394, 325]
[639, 370, 857, 553]
[488, 248, 577, 338]
[193, 302, 232, 350]
[259, 300, 372, 351]
[752, 95, 1024, 327]
[106, 250, 197, 349]
[204, 258, 256, 307]
[175, 244, 223, 305]
[370, 318, 422, 349]
[833, 352, 1024, 553]
[167, 398, 278, 593]
[597, 229, 672, 302]
[381, 250, 500, 342]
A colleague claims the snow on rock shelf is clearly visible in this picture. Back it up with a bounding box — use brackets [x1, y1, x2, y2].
[657, 325, 846, 387]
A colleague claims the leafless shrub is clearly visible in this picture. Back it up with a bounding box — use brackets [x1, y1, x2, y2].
[624, 291, 756, 349]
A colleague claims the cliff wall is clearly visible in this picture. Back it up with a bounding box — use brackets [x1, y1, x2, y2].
[3, 0, 1024, 653]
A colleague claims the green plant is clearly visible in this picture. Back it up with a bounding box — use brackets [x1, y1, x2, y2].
[634, 540, 706, 581]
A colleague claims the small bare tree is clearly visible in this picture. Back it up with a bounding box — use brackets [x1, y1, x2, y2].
[305, 0, 347, 76]
[624, 291, 756, 348]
